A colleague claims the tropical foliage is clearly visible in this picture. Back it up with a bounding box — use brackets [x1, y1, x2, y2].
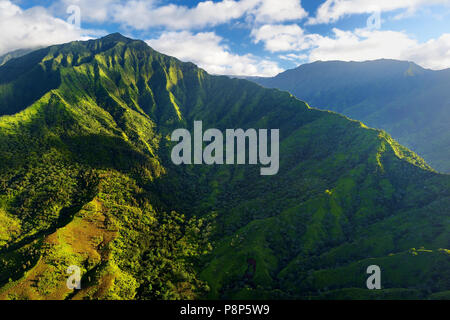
[0, 34, 448, 300]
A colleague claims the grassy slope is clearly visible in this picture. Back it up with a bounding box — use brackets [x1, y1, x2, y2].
[0, 35, 448, 300]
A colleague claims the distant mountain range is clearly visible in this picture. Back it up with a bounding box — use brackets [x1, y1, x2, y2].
[0, 48, 39, 67]
[249, 60, 450, 173]
[0, 34, 449, 300]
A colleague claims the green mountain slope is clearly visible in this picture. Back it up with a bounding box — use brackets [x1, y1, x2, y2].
[249, 60, 450, 173]
[0, 34, 449, 300]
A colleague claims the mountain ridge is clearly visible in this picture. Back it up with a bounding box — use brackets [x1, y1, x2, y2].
[248, 59, 450, 173]
[0, 34, 448, 300]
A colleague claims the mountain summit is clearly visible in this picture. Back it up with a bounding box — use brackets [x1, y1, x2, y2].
[0, 34, 449, 300]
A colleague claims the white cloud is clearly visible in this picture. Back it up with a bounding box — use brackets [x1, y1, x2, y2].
[52, 0, 118, 23]
[111, 0, 307, 30]
[146, 31, 283, 76]
[251, 24, 318, 52]
[278, 53, 308, 62]
[308, 0, 450, 25]
[250, 0, 307, 23]
[112, 0, 256, 30]
[405, 34, 450, 70]
[304, 28, 450, 70]
[250, 23, 450, 70]
[307, 28, 418, 62]
[0, 0, 95, 56]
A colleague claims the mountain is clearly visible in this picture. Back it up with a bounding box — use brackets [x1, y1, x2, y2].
[0, 48, 38, 67]
[0, 34, 449, 300]
[249, 60, 450, 173]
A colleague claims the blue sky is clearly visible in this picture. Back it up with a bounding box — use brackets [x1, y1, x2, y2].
[2, 0, 450, 76]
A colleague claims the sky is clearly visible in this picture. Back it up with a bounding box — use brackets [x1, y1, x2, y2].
[1, 0, 450, 76]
